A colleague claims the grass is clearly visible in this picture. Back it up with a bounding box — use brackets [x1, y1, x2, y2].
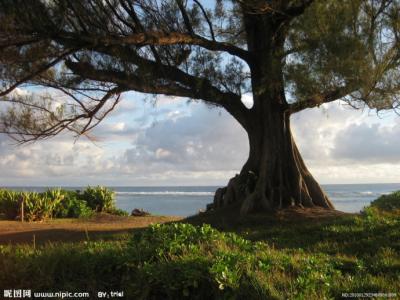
[0, 193, 399, 299]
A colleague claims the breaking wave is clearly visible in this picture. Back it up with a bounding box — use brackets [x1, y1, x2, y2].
[115, 191, 214, 196]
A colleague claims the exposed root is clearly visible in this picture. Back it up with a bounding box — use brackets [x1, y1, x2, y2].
[207, 116, 334, 214]
[208, 166, 333, 214]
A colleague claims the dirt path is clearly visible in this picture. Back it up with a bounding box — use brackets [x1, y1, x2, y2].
[0, 207, 355, 245]
[0, 214, 181, 245]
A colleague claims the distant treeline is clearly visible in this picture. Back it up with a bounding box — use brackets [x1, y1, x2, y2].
[0, 186, 127, 221]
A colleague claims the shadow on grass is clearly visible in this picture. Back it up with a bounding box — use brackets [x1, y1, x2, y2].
[0, 214, 180, 245]
[184, 207, 400, 257]
[0, 228, 143, 245]
[2, 206, 399, 260]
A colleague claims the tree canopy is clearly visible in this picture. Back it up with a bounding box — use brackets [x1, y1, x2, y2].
[0, 0, 399, 142]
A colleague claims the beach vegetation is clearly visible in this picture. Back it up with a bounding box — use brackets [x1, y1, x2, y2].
[81, 186, 115, 212]
[0, 186, 123, 221]
[0, 193, 399, 299]
[370, 190, 400, 212]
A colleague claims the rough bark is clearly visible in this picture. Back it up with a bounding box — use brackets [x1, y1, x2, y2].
[210, 104, 334, 214]
[208, 11, 334, 214]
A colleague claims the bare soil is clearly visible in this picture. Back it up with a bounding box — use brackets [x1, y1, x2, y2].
[187, 206, 356, 231]
[0, 214, 181, 245]
[0, 207, 355, 245]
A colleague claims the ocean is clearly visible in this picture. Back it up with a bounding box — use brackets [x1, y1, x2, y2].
[3, 183, 400, 217]
[114, 184, 400, 216]
[4, 183, 400, 217]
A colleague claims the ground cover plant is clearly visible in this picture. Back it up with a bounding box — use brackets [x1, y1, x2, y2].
[0, 192, 399, 299]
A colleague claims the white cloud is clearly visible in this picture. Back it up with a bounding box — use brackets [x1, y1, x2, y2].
[0, 96, 399, 186]
[291, 101, 400, 183]
[155, 148, 172, 159]
[241, 94, 254, 109]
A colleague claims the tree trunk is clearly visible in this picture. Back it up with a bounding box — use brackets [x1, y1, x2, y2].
[211, 103, 334, 214]
[208, 10, 334, 214]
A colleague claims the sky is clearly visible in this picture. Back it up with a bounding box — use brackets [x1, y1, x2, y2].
[0, 90, 399, 187]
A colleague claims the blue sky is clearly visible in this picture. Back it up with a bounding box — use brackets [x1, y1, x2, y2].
[0, 89, 399, 186]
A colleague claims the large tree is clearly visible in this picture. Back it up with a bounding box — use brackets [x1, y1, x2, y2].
[0, 0, 399, 214]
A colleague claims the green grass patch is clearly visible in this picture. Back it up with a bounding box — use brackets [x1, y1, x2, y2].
[0, 192, 399, 299]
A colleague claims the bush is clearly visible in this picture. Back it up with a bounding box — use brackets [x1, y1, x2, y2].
[106, 208, 128, 216]
[0, 186, 122, 220]
[81, 186, 115, 212]
[0, 188, 92, 221]
[55, 197, 93, 219]
[0, 190, 21, 219]
[51, 189, 93, 218]
[23, 192, 60, 221]
[370, 190, 400, 211]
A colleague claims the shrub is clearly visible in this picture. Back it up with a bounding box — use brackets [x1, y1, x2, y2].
[54, 197, 93, 219]
[0, 190, 20, 219]
[23, 192, 62, 221]
[106, 208, 128, 216]
[51, 189, 93, 218]
[81, 186, 115, 212]
[0, 187, 122, 220]
[370, 190, 400, 211]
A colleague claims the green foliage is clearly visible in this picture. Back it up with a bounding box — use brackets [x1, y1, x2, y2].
[1, 210, 399, 299]
[55, 197, 93, 219]
[23, 191, 61, 221]
[0, 187, 123, 221]
[0, 189, 21, 219]
[81, 186, 115, 212]
[0, 196, 399, 299]
[370, 190, 400, 211]
[0, 241, 128, 294]
[52, 189, 93, 219]
[106, 207, 128, 217]
[286, 0, 400, 111]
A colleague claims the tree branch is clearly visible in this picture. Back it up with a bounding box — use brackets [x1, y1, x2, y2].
[0, 86, 123, 143]
[176, 0, 195, 35]
[193, 0, 215, 40]
[56, 31, 251, 62]
[65, 58, 249, 128]
[65, 60, 198, 98]
[0, 48, 77, 97]
[288, 86, 354, 114]
[284, 0, 314, 18]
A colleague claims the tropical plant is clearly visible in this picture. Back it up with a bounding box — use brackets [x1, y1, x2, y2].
[23, 192, 62, 221]
[0, 187, 123, 220]
[81, 186, 115, 212]
[106, 207, 129, 217]
[0, 189, 21, 220]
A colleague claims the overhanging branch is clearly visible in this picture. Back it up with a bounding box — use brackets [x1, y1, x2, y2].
[65, 59, 249, 128]
[288, 86, 354, 114]
[56, 31, 251, 63]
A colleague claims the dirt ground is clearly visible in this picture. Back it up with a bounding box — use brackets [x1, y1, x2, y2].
[0, 207, 353, 245]
[0, 214, 182, 245]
